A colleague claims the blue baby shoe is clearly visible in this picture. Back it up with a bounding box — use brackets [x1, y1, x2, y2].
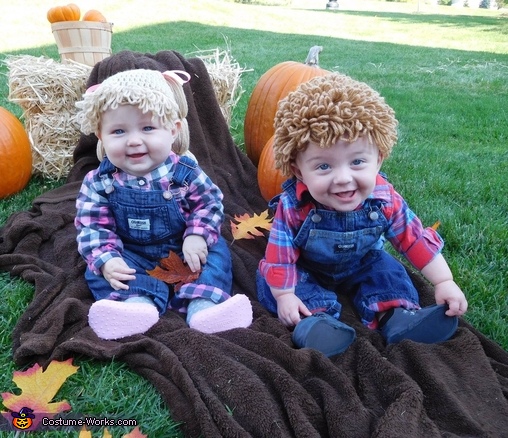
[380, 304, 458, 344]
[292, 312, 356, 357]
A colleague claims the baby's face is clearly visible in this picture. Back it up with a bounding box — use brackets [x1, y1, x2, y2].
[291, 136, 383, 211]
[98, 105, 179, 177]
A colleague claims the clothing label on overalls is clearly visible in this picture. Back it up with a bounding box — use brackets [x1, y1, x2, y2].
[128, 218, 151, 231]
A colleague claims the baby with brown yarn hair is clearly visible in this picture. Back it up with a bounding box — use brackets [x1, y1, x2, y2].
[256, 73, 467, 357]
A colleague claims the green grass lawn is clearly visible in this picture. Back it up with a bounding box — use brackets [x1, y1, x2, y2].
[1, 0, 507, 436]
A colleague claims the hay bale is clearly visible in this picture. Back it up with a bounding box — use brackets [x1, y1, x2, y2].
[6, 50, 245, 180]
[188, 46, 250, 126]
[6, 55, 92, 180]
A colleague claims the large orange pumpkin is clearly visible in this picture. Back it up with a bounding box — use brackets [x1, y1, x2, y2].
[244, 45, 330, 166]
[0, 107, 32, 199]
[257, 135, 288, 202]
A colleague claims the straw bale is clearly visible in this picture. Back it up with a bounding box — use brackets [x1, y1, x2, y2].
[6, 55, 91, 179]
[26, 112, 81, 180]
[188, 46, 250, 126]
[5, 50, 245, 180]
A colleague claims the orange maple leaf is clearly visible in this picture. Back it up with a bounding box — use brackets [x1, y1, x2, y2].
[1, 358, 78, 415]
[79, 427, 113, 438]
[147, 251, 200, 291]
[230, 210, 273, 242]
[79, 427, 110, 438]
[431, 220, 441, 231]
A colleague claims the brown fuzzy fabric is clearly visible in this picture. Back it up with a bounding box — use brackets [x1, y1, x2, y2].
[1, 50, 508, 437]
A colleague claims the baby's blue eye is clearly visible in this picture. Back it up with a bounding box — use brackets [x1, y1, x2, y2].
[143, 126, 155, 132]
[351, 159, 364, 166]
[113, 129, 124, 135]
[318, 163, 330, 171]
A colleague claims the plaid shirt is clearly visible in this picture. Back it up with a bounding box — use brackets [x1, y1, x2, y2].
[259, 174, 443, 290]
[75, 153, 224, 274]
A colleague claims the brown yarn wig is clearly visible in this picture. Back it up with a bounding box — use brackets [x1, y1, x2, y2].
[273, 73, 398, 177]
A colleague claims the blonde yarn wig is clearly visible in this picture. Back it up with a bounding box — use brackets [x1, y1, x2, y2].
[76, 68, 191, 160]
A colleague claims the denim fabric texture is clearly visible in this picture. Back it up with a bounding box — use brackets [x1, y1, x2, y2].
[257, 183, 420, 326]
[85, 157, 232, 314]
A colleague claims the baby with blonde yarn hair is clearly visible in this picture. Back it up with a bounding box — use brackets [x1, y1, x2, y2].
[257, 73, 467, 357]
[75, 68, 252, 340]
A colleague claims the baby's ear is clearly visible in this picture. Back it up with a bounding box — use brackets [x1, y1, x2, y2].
[377, 152, 384, 170]
[172, 120, 182, 135]
[291, 162, 303, 180]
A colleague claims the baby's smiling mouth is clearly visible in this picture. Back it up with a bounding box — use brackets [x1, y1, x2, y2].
[128, 153, 146, 159]
[336, 190, 355, 199]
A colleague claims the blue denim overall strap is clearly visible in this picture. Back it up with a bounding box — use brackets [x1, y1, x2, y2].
[267, 177, 298, 212]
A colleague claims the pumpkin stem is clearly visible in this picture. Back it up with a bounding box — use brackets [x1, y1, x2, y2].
[304, 46, 323, 67]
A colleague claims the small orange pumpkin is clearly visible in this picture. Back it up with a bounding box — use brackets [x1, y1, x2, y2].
[47, 3, 81, 23]
[0, 107, 32, 199]
[244, 46, 330, 166]
[82, 9, 107, 22]
[257, 135, 288, 202]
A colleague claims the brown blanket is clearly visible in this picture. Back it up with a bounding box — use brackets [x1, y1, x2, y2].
[1, 50, 508, 438]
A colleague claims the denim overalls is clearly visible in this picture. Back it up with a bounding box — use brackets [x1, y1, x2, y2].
[85, 156, 232, 314]
[257, 179, 419, 326]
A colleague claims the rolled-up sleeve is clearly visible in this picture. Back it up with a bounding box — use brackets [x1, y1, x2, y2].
[258, 195, 308, 289]
[75, 172, 123, 274]
[383, 185, 444, 270]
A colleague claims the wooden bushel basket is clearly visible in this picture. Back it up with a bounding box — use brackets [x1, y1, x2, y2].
[51, 21, 113, 67]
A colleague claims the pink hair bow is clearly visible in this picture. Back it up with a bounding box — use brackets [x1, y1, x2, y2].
[85, 83, 101, 94]
[162, 70, 191, 86]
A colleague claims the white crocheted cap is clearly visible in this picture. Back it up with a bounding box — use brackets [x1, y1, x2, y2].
[76, 68, 191, 160]
[76, 68, 187, 136]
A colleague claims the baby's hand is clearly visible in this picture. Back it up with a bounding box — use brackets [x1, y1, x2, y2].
[434, 279, 468, 317]
[276, 293, 312, 327]
[182, 235, 208, 272]
[101, 258, 136, 290]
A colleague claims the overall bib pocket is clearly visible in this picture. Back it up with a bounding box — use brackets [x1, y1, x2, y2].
[110, 187, 186, 245]
[302, 226, 384, 266]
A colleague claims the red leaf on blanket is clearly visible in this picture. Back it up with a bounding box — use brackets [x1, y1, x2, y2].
[147, 251, 200, 291]
[230, 210, 272, 242]
[1, 358, 78, 415]
[122, 426, 148, 437]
